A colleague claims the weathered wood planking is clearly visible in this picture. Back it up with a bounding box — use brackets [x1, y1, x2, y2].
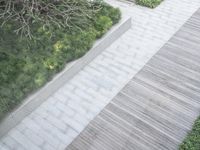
[66, 9, 200, 150]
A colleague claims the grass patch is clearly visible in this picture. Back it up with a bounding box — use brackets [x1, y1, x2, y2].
[135, 0, 163, 8]
[0, 2, 121, 121]
[179, 117, 200, 150]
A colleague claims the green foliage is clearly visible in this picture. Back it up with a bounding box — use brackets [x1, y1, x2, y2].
[0, 3, 121, 121]
[179, 117, 200, 150]
[135, 0, 163, 8]
[95, 16, 113, 37]
[98, 3, 121, 24]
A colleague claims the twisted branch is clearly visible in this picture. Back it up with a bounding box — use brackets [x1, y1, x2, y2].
[0, 0, 102, 38]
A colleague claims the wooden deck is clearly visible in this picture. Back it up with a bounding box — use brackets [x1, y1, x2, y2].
[66, 9, 200, 150]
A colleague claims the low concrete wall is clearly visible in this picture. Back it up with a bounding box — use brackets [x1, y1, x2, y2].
[0, 17, 132, 138]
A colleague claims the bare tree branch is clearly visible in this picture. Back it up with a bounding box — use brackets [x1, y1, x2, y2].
[0, 0, 102, 38]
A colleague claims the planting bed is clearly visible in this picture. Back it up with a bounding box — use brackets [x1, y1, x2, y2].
[135, 0, 163, 8]
[0, 2, 121, 121]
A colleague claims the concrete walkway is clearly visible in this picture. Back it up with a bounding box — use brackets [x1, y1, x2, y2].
[66, 8, 200, 150]
[0, 0, 200, 150]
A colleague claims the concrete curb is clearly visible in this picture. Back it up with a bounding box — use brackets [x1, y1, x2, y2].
[0, 17, 132, 138]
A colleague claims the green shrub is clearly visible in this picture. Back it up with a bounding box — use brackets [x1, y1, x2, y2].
[0, 3, 121, 121]
[135, 0, 163, 8]
[98, 4, 121, 24]
[179, 117, 200, 150]
[95, 16, 113, 37]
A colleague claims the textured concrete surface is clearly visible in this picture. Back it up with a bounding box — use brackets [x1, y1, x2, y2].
[0, 0, 200, 149]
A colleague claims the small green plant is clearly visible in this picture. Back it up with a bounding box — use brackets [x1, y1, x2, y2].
[135, 0, 163, 8]
[95, 16, 113, 37]
[179, 117, 200, 150]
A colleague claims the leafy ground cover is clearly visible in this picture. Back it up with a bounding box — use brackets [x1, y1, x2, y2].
[179, 117, 200, 150]
[135, 0, 163, 8]
[0, 2, 121, 121]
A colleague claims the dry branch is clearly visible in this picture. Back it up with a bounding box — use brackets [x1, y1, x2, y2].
[0, 0, 102, 38]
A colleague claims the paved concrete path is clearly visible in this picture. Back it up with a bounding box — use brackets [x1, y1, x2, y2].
[66, 8, 200, 150]
[0, 0, 200, 150]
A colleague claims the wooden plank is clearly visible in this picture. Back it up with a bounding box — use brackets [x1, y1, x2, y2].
[136, 69, 200, 107]
[178, 26, 200, 38]
[140, 66, 200, 101]
[113, 95, 189, 139]
[127, 79, 199, 117]
[174, 27, 200, 43]
[146, 64, 200, 96]
[147, 56, 200, 87]
[79, 116, 149, 150]
[116, 91, 193, 130]
[157, 49, 200, 73]
[105, 103, 179, 148]
[168, 37, 200, 55]
[100, 109, 170, 150]
[161, 43, 200, 64]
